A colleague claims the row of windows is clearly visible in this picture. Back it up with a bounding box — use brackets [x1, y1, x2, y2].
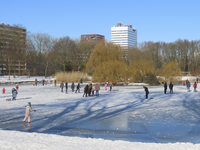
[112, 35, 136, 37]
[111, 33, 137, 36]
[112, 30, 137, 33]
[111, 38, 137, 41]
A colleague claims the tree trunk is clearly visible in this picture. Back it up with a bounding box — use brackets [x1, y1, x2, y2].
[18, 60, 21, 76]
[63, 63, 65, 71]
[45, 61, 48, 78]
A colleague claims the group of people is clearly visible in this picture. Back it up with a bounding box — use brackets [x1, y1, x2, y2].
[60, 82, 81, 93]
[164, 82, 174, 94]
[104, 81, 113, 92]
[143, 80, 198, 102]
[2, 84, 19, 100]
[83, 82, 100, 97]
[59, 81, 113, 97]
[33, 78, 47, 86]
[183, 79, 197, 92]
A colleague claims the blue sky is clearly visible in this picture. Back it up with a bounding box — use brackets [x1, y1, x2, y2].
[1, 0, 200, 44]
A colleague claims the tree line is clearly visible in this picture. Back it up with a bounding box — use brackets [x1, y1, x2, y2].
[1, 25, 200, 83]
[86, 39, 200, 84]
[0, 28, 96, 77]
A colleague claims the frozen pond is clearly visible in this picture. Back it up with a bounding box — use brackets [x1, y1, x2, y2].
[0, 84, 200, 143]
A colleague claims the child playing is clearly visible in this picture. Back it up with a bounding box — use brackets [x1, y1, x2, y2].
[16, 84, 19, 90]
[23, 102, 36, 123]
[193, 82, 197, 92]
[2, 87, 5, 94]
[104, 83, 107, 92]
[92, 88, 94, 96]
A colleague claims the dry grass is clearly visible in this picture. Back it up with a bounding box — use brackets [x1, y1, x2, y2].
[55, 72, 89, 82]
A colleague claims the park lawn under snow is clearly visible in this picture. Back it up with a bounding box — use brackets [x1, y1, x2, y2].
[0, 81, 200, 149]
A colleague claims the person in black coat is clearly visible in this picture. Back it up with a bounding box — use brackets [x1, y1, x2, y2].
[75, 83, 80, 93]
[83, 84, 89, 97]
[169, 82, 173, 94]
[164, 82, 167, 94]
[71, 82, 75, 92]
[143, 86, 149, 101]
[65, 82, 68, 93]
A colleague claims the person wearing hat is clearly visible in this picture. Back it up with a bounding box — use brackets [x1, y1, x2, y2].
[23, 102, 36, 123]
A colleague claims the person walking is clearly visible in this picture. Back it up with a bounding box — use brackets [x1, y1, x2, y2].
[71, 82, 75, 92]
[193, 82, 197, 92]
[83, 84, 89, 97]
[109, 81, 113, 91]
[164, 82, 167, 94]
[60, 81, 64, 92]
[95, 82, 100, 97]
[65, 82, 68, 93]
[143, 86, 149, 101]
[169, 82, 173, 94]
[23, 102, 36, 123]
[75, 83, 81, 93]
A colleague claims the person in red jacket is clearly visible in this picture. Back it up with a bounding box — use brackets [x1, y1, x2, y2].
[2, 87, 5, 94]
[193, 82, 197, 92]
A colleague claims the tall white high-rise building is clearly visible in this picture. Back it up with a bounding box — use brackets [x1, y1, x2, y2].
[111, 23, 137, 48]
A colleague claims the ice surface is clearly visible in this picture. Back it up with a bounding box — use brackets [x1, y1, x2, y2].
[1, 80, 200, 149]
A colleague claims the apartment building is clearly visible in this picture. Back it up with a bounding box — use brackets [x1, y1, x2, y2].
[0, 23, 27, 75]
[111, 23, 137, 49]
[81, 34, 105, 43]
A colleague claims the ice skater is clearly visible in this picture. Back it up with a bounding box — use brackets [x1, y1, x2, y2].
[75, 83, 81, 93]
[169, 82, 173, 94]
[23, 102, 36, 123]
[2, 87, 5, 94]
[83, 84, 89, 97]
[143, 86, 149, 101]
[16, 84, 19, 90]
[65, 82, 68, 93]
[164, 82, 167, 94]
[193, 82, 197, 92]
[71, 82, 75, 92]
[186, 79, 190, 92]
[109, 81, 113, 91]
[60, 81, 64, 92]
[104, 82, 108, 92]
[12, 88, 18, 100]
[95, 82, 100, 97]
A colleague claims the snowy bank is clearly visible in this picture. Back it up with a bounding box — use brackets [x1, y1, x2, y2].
[0, 130, 199, 150]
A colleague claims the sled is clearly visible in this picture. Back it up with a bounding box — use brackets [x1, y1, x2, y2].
[6, 97, 12, 101]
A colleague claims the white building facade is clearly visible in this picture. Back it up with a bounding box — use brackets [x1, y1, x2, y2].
[111, 23, 137, 48]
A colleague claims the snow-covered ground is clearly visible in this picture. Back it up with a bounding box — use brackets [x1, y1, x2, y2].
[0, 77, 200, 149]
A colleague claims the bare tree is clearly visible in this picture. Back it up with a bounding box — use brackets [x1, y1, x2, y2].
[53, 36, 75, 71]
[28, 33, 55, 76]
